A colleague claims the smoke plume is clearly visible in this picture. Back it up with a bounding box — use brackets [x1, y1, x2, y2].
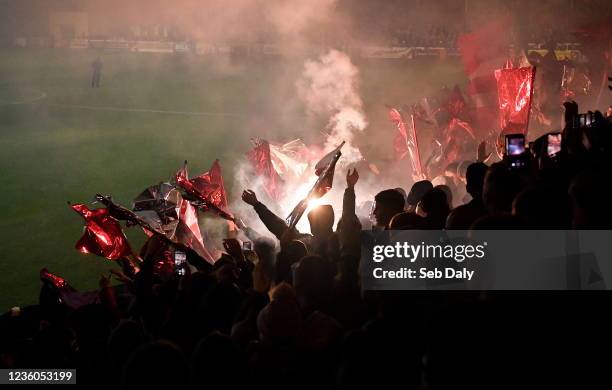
[296, 49, 367, 166]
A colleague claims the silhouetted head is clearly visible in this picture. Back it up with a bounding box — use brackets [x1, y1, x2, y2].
[275, 240, 308, 285]
[257, 298, 302, 347]
[435, 184, 453, 208]
[374, 189, 406, 228]
[406, 180, 434, 210]
[483, 162, 524, 215]
[465, 162, 488, 200]
[470, 214, 525, 230]
[254, 237, 276, 262]
[293, 255, 334, 310]
[307, 204, 335, 236]
[389, 212, 426, 230]
[420, 188, 450, 228]
[513, 185, 572, 228]
[286, 239, 308, 259]
[394, 187, 407, 205]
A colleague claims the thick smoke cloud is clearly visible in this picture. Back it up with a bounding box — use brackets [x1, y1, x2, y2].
[227, 45, 374, 237]
[296, 49, 367, 166]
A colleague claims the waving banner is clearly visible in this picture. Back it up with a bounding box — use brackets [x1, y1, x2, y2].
[495, 66, 536, 136]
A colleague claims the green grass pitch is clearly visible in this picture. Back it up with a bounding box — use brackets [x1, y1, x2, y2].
[0, 48, 465, 310]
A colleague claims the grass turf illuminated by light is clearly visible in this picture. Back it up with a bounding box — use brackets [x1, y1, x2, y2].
[0, 48, 465, 310]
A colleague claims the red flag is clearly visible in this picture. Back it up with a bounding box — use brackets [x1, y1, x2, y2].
[247, 139, 283, 201]
[286, 142, 344, 229]
[177, 160, 229, 212]
[389, 108, 409, 161]
[313, 142, 343, 197]
[71, 204, 132, 260]
[40, 268, 69, 289]
[175, 199, 215, 263]
[176, 161, 233, 221]
[447, 118, 477, 140]
[388, 108, 424, 179]
[457, 17, 513, 133]
[40, 268, 99, 309]
[494, 66, 536, 136]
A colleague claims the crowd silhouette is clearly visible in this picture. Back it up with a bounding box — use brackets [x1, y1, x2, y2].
[1, 102, 612, 388]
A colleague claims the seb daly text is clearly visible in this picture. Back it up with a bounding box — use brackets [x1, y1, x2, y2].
[369, 241, 487, 282]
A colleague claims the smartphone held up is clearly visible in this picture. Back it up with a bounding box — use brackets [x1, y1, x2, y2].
[174, 250, 187, 277]
[504, 133, 528, 170]
[546, 133, 562, 157]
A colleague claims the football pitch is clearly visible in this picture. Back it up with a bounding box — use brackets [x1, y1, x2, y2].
[0, 48, 465, 310]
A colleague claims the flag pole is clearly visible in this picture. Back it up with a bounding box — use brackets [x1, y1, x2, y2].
[410, 114, 424, 179]
[95, 194, 165, 237]
[524, 66, 537, 139]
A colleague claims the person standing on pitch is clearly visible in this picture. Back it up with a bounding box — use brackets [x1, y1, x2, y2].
[91, 57, 102, 88]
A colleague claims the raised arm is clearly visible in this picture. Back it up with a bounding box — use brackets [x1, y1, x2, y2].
[337, 168, 361, 256]
[242, 189, 289, 240]
[342, 168, 359, 219]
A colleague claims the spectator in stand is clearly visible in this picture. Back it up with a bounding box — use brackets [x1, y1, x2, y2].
[446, 162, 488, 229]
[417, 187, 450, 229]
[435, 184, 453, 209]
[274, 239, 308, 286]
[513, 184, 572, 229]
[389, 211, 426, 230]
[482, 162, 526, 215]
[4, 80, 612, 389]
[406, 180, 434, 213]
[372, 189, 406, 229]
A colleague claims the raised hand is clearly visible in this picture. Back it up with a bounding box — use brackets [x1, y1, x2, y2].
[346, 168, 359, 188]
[223, 238, 245, 262]
[241, 189, 259, 206]
[563, 101, 578, 128]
